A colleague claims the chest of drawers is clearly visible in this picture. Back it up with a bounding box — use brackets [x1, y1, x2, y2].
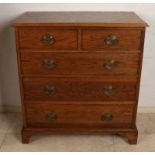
[13, 12, 148, 144]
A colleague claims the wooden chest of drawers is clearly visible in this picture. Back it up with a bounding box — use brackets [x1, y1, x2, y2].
[13, 12, 148, 144]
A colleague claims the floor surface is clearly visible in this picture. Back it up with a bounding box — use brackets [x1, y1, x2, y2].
[0, 112, 155, 152]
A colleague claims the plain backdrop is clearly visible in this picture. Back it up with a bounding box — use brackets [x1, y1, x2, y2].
[0, 3, 154, 110]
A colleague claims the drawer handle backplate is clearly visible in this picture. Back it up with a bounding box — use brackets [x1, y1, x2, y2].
[41, 34, 55, 45]
[104, 60, 117, 70]
[44, 84, 56, 95]
[46, 112, 57, 121]
[105, 35, 118, 45]
[43, 59, 56, 69]
[101, 113, 113, 121]
[103, 85, 115, 96]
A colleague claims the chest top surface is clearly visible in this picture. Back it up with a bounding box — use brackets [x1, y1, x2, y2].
[13, 11, 148, 27]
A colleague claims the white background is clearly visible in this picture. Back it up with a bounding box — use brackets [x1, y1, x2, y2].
[0, 3, 154, 110]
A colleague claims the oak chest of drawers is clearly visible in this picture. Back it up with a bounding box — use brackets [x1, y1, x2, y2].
[13, 12, 148, 144]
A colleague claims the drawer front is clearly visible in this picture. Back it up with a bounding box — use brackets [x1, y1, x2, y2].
[18, 28, 78, 50]
[82, 29, 141, 50]
[26, 103, 134, 128]
[21, 52, 139, 75]
[23, 78, 136, 101]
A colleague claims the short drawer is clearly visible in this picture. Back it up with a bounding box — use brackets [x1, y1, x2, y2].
[21, 52, 139, 75]
[23, 77, 136, 101]
[82, 29, 141, 50]
[18, 27, 78, 50]
[26, 103, 134, 128]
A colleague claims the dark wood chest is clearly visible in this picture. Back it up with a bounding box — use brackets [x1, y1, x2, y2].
[13, 12, 148, 144]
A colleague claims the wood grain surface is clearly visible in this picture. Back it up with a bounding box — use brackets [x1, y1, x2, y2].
[13, 12, 148, 27]
[23, 77, 136, 101]
[18, 27, 78, 50]
[26, 103, 134, 128]
[20, 52, 140, 75]
[82, 29, 142, 50]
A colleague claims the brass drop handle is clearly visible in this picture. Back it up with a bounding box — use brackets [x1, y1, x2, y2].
[104, 60, 117, 70]
[46, 112, 57, 121]
[105, 35, 118, 45]
[41, 34, 55, 45]
[43, 59, 56, 69]
[44, 85, 56, 95]
[101, 113, 113, 121]
[103, 85, 115, 96]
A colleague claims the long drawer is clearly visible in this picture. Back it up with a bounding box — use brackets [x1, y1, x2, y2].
[20, 52, 140, 75]
[23, 77, 136, 101]
[26, 103, 134, 128]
